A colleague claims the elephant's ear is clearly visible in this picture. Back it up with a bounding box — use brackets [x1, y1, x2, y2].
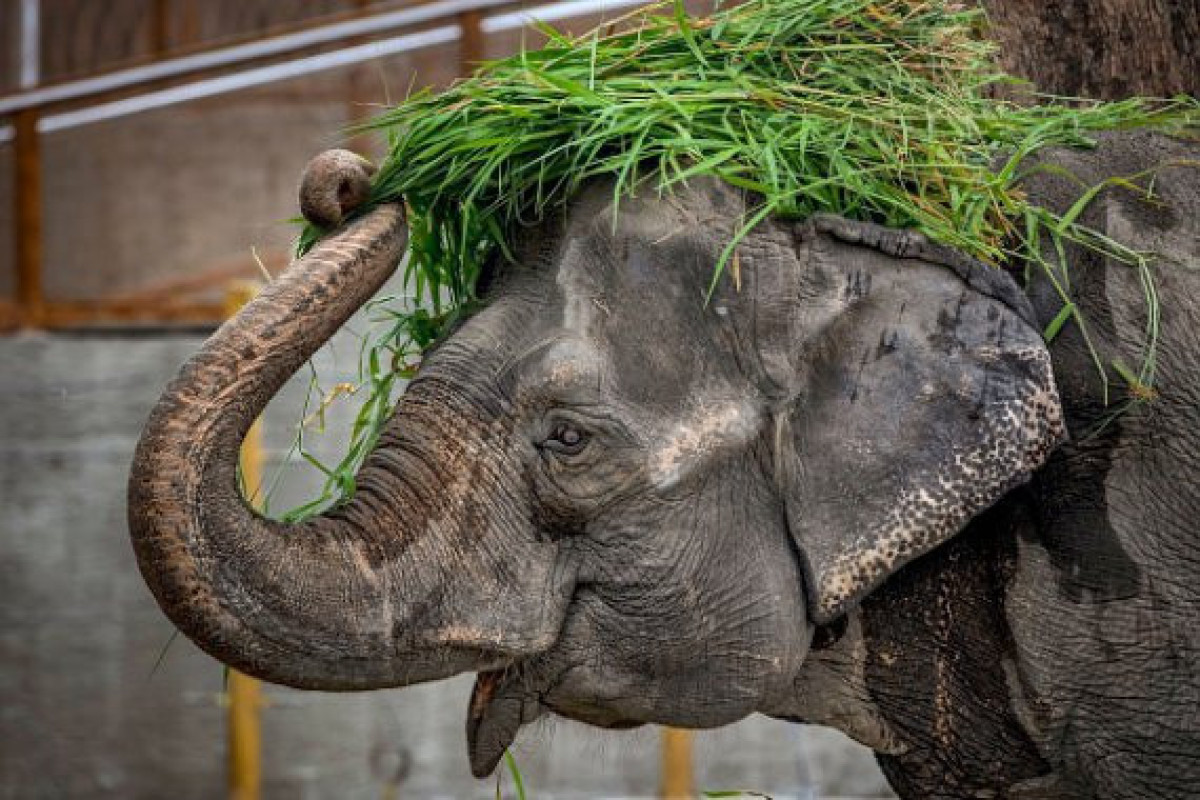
[761, 215, 1066, 623]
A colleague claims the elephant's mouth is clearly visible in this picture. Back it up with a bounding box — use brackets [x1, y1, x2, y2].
[467, 667, 540, 777]
[467, 660, 649, 776]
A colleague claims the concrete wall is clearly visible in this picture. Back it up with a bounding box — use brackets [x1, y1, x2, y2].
[0, 320, 895, 799]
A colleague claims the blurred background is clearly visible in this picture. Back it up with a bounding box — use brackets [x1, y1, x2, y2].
[0, 1, 896, 797]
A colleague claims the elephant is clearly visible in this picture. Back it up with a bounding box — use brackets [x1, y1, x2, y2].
[129, 128, 1199, 799]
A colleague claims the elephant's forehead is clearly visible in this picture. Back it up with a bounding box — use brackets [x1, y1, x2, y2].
[533, 339, 604, 389]
[555, 238, 608, 336]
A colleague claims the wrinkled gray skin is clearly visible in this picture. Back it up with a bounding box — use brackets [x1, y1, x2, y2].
[129, 130, 1198, 798]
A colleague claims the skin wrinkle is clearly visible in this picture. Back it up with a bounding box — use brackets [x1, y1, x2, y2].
[931, 557, 956, 752]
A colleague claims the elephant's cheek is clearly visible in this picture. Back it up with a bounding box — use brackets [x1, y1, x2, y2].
[748, 615, 815, 711]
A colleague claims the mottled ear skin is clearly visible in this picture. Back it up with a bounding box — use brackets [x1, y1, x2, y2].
[762, 216, 1067, 623]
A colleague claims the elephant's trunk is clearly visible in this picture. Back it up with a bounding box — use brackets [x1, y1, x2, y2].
[129, 153, 567, 690]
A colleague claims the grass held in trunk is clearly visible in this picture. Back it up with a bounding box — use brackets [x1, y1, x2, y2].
[289, 0, 1197, 517]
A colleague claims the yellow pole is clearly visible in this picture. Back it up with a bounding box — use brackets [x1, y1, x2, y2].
[660, 728, 695, 799]
[224, 282, 264, 800]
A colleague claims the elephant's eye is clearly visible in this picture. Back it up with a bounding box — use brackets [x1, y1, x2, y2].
[544, 423, 590, 456]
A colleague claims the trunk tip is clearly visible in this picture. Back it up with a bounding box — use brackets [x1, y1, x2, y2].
[300, 149, 378, 229]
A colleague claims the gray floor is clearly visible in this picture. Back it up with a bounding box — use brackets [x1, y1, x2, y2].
[0, 326, 895, 799]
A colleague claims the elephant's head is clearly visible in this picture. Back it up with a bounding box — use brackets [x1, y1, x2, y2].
[129, 150, 1064, 776]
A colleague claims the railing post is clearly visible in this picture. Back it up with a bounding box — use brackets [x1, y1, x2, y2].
[178, 0, 198, 47]
[345, 63, 374, 156]
[151, 0, 172, 59]
[660, 728, 695, 798]
[225, 281, 265, 800]
[459, 9, 484, 76]
[14, 108, 44, 327]
[227, 668, 263, 800]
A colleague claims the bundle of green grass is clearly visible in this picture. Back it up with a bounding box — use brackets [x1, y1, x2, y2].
[286, 0, 1196, 517]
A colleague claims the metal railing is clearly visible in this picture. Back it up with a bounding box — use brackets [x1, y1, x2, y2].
[0, 0, 652, 329]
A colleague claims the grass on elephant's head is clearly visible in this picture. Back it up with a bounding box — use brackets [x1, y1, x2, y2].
[286, 0, 1198, 519]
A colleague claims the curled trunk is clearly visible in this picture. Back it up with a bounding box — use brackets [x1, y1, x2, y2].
[131, 147, 573, 695]
[129, 205, 495, 688]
